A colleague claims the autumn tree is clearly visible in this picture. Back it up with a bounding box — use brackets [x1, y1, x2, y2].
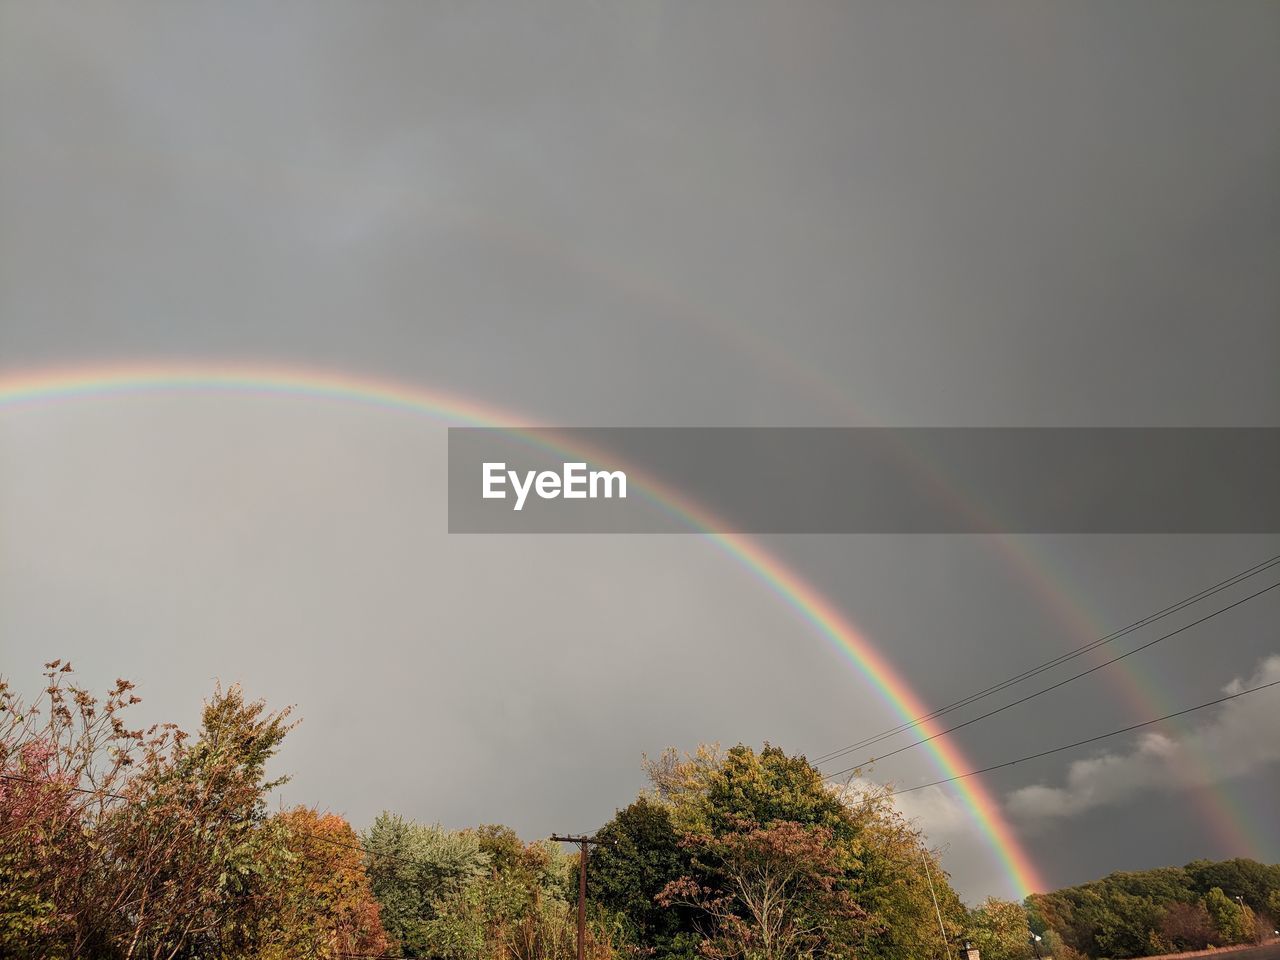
[659, 821, 870, 960]
[1156, 901, 1216, 952]
[0, 662, 153, 956]
[246, 807, 389, 959]
[93, 682, 296, 959]
[0, 662, 314, 959]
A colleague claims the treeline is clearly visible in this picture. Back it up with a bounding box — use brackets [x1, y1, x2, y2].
[1028, 859, 1280, 959]
[1, 664, 1275, 960]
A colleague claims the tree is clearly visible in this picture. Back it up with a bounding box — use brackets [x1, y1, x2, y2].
[0, 662, 151, 956]
[643, 744, 974, 960]
[424, 835, 594, 960]
[966, 898, 1032, 960]
[96, 682, 296, 959]
[838, 784, 966, 960]
[1023, 859, 1280, 959]
[591, 798, 699, 960]
[0, 662, 304, 959]
[1204, 887, 1256, 946]
[247, 808, 389, 959]
[1157, 901, 1215, 952]
[1187, 859, 1279, 912]
[659, 821, 872, 960]
[362, 813, 490, 956]
[362, 813, 600, 960]
[646, 745, 858, 849]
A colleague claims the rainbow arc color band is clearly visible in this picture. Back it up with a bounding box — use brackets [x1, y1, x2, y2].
[0, 362, 1051, 895]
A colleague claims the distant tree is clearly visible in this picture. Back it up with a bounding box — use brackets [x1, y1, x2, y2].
[1187, 859, 1279, 912]
[1025, 858, 1280, 960]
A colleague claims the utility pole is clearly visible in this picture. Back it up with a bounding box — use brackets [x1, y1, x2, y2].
[550, 834, 609, 960]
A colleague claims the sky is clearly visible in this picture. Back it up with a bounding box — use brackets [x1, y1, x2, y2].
[1, 1, 1278, 901]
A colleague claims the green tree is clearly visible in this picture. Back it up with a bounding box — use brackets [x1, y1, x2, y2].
[1204, 887, 1255, 945]
[590, 798, 699, 960]
[966, 898, 1032, 960]
[102, 682, 296, 958]
[642, 745, 979, 960]
[362, 813, 489, 956]
[1187, 859, 1279, 912]
[0, 851, 61, 959]
[645, 744, 859, 848]
[843, 787, 965, 960]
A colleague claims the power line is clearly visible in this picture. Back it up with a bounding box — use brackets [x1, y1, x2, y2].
[841, 675, 1280, 803]
[10, 678, 1277, 835]
[813, 553, 1280, 766]
[822, 579, 1279, 780]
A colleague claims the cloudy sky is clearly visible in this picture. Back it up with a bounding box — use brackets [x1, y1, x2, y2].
[1, 2, 1277, 900]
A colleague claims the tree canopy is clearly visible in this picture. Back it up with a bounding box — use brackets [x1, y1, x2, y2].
[3, 662, 1276, 960]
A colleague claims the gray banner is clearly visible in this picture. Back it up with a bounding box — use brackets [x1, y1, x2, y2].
[448, 428, 1280, 534]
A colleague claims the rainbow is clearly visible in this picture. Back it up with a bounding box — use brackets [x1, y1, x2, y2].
[0, 360, 1047, 896]
[706, 346, 1273, 858]
[984, 539, 1268, 857]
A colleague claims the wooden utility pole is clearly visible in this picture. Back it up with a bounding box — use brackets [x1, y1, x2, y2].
[550, 834, 608, 960]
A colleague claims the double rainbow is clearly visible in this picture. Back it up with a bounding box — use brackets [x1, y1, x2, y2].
[0, 361, 1047, 896]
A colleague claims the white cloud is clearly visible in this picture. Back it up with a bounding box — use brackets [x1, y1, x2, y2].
[835, 777, 974, 837]
[1006, 654, 1280, 824]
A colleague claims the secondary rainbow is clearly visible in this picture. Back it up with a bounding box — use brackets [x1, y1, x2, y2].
[0, 360, 1047, 897]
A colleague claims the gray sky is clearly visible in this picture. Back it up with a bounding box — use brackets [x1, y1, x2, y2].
[1, 1, 1278, 900]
